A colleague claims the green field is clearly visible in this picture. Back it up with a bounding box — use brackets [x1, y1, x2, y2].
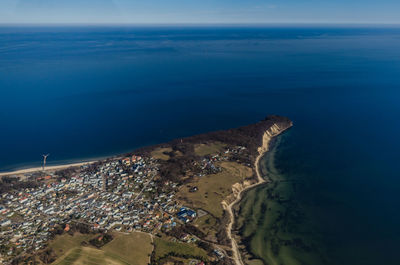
[51, 232, 153, 265]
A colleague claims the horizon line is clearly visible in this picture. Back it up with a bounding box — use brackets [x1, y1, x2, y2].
[1, 22, 400, 27]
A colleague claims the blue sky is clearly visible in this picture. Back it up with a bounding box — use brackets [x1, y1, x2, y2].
[0, 0, 399, 24]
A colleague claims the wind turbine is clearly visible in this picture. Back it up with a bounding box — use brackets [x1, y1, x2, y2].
[42, 154, 50, 171]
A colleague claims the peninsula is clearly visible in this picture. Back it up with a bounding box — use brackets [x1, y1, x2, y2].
[0, 115, 292, 265]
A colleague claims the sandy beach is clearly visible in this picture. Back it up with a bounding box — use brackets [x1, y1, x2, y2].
[223, 123, 292, 265]
[0, 161, 97, 177]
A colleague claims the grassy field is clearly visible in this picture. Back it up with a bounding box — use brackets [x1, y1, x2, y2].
[158, 257, 192, 265]
[53, 247, 125, 265]
[194, 142, 226, 156]
[246, 260, 264, 265]
[50, 233, 96, 258]
[151, 147, 173, 160]
[193, 214, 218, 238]
[51, 232, 152, 265]
[102, 232, 153, 265]
[178, 161, 252, 218]
[153, 236, 208, 261]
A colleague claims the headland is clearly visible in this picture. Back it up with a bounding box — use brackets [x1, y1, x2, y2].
[0, 115, 292, 265]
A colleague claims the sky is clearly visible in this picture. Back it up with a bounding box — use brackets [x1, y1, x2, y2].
[0, 0, 399, 24]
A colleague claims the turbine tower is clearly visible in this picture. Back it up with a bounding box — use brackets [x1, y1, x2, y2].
[42, 154, 50, 171]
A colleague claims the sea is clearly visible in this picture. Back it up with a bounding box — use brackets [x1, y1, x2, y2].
[1, 25, 400, 264]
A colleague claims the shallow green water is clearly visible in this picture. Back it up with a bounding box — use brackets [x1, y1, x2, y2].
[235, 134, 329, 265]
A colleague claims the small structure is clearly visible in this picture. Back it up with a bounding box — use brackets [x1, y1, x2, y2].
[177, 207, 197, 223]
[42, 154, 50, 170]
[189, 186, 198, 193]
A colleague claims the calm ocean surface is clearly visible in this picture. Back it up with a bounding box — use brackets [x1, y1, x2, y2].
[1, 26, 400, 264]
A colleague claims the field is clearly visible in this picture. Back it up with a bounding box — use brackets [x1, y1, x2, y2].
[194, 142, 226, 156]
[53, 247, 124, 265]
[151, 147, 173, 160]
[51, 232, 153, 265]
[102, 232, 153, 265]
[153, 236, 208, 262]
[50, 233, 95, 258]
[151, 147, 183, 161]
[178, 161, 252, 218]
[193, 214, 218, 238]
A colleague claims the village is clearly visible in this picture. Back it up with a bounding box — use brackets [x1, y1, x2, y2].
[0, 144, 249, 264]
[0, 155, 181, 261]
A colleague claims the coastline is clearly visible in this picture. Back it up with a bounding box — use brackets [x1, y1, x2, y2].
[0, 160, 99, 177]
[0, 115, 293, 264]
[223, 123, 292, 265]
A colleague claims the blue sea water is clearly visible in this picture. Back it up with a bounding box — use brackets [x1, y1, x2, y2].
[1, 25, 400, 264]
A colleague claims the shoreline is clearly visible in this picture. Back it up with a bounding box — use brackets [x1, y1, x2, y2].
[0, 146, 142, 176]
[0, 115, 293, 264]
[224, 123, 292, 265]
[0, 160, 99, 177]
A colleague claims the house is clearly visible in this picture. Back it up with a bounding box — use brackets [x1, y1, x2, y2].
[177, 207, 196, 220]
[0, 220, 11, 227]
[186, 210, 196, 218]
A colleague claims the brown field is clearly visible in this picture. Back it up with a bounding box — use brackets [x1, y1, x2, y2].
[51, 232, 152, 265]
[194, 142, 226, 156]
[50, 233, 96, 258]
[52, 246, 127, 265]
[153, 236, 208, 261]
[102, 232, 153, 265]
[151, 147, 173, 160]
[178, 161, 253, 218]
[193, 214, 218, 239]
